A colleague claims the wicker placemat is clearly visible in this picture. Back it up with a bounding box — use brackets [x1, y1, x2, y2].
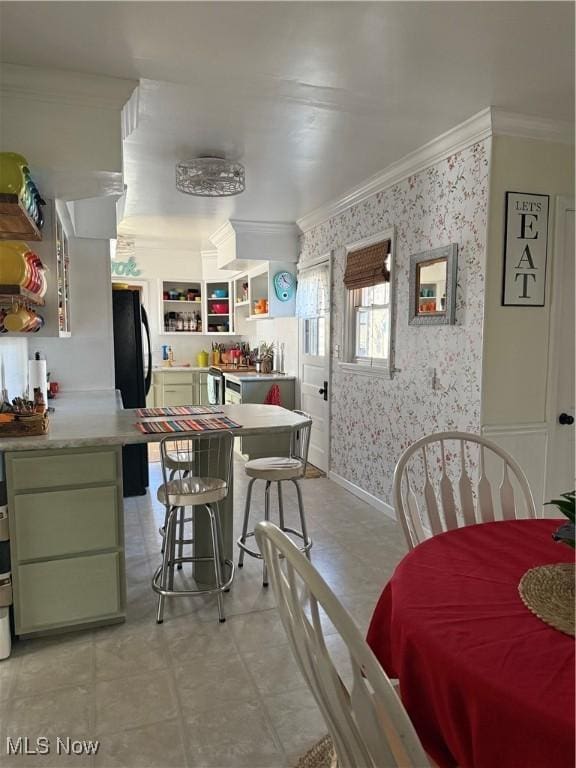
[294, 736, 336, 768]
[518, 563, 575, 637]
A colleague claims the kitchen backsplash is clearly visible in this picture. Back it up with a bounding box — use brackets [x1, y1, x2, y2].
[0, 338, 29, 398]
[245, 316, 299, 376]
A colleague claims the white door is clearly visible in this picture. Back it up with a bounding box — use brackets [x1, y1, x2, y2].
[299, 260, 331, 472]
[545, 199, 575, 503]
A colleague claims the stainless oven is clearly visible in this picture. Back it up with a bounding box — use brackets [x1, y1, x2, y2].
[207, 367, 225, 405]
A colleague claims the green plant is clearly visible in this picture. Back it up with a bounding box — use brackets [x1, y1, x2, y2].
[259, 341, 275, 360]
[545, 491, 575, 548]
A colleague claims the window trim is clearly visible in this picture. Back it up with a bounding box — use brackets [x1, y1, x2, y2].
[340, 227, 397, 379]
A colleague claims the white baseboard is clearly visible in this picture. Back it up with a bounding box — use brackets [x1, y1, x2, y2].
[328, 471, 396, 521]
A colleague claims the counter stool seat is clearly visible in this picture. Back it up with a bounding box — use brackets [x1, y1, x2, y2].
[244, 457, 304, 481]
[237, 411, 313, 586]
[157, 477, 227, 507]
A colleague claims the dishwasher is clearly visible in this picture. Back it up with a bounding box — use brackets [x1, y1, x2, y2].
[224, 379, 242, 405]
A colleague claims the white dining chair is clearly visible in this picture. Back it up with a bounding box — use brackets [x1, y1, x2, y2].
[393, 431, 537, 550]
[255, 521, 431, 768]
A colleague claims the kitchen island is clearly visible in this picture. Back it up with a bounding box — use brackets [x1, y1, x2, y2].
[0, 390, 307, 637]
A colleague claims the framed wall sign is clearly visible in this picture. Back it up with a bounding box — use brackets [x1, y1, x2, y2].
[502, 191, 549, 306]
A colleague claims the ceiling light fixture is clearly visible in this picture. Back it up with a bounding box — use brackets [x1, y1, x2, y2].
[175, 157, 245, 197]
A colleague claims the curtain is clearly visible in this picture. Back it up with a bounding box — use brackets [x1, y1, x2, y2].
[295, 264, 329, 318]
[343, 239, 390, 290]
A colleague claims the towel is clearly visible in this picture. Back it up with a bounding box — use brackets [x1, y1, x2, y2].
[264, 384, 281, 406]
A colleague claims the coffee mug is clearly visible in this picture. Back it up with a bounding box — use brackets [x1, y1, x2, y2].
[4, 305, 32, 332]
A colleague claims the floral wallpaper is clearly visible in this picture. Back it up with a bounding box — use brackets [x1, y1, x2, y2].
[299, 139, 491, 505]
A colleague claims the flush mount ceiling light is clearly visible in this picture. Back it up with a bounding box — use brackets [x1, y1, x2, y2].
[175, 157, 245, 197]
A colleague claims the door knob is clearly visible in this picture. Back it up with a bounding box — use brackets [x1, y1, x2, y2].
[558, 413, 574, 425]
[318, 381, 328, 401]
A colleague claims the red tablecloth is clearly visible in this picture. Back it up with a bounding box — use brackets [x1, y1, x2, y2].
[367, 520, 575, 768]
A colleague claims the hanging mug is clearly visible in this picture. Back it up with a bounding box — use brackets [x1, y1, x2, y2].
[4, 304, 32, 332]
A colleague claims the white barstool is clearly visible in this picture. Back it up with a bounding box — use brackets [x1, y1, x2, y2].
[152, 431, 235, 623]
[237, 411, 313, 586]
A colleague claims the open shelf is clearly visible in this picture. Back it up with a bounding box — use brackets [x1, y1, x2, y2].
[163, 299, 202, 305]
[0, 284, 45, 306]
[0, 194, 42, 241]
[159, 331, 203, 336]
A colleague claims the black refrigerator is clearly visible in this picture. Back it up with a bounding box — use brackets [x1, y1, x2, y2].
[112, 288, 152, 496]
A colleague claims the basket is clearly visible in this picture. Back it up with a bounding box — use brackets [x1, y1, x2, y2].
[0, 414, 49, 437]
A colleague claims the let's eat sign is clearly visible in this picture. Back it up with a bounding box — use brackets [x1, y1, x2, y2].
[502, 191, 549, 306]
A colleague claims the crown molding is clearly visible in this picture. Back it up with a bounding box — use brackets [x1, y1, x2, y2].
[121, 86, 141, 140]
[297, 108, 493, 233]
[491, 109, 574, 145]
[229, 219, 299, 238]
[209, 220, 236, 249]
[0, 63, 137, 111]
[297, 107, 574, 233]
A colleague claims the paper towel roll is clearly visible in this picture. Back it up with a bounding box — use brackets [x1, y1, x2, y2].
[28, 358, 48, 406]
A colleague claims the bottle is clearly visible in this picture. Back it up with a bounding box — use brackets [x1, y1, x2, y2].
[196, 312, 202, 333]
[167, 346, 174, 367]
[176, 313, 184, 331]
[190, 313, 197, 332]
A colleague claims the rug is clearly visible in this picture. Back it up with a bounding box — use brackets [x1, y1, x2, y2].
[305, 463, 326, 479]
[294, 736, 335, 768]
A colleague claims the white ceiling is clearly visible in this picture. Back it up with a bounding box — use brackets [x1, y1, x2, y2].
[1, 2, 573, 246]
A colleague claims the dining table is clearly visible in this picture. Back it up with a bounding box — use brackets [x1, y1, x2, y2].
[366, 519, 575, 768]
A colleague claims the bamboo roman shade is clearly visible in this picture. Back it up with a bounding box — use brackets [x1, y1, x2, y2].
[343, 239, 391, 290]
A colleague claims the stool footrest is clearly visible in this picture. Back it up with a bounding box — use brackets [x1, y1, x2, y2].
[152, 559, 234, 597]
[237, 528, 312, 560]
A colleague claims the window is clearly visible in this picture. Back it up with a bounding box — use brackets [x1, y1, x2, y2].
[342, 230, 395, 376]
[304, 316, 326, 357]
[353, 282, 390, 363]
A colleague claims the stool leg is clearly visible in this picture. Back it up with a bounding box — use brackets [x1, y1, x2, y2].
[207, 504, 226, 623]
[161, 504, 172, 554]
[177, 506, 185, 570]
[277, 481, 285, 531]
[215, 504, 231, 593]
[156, 506, 177, 624]
[293, 479, 311, 559]
[238, 478, 256, 567]
[263, 481, 271, 586]
[168, 507, 178, 592]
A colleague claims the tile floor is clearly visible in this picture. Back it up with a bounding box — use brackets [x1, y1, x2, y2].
[0, 458, 409, 768]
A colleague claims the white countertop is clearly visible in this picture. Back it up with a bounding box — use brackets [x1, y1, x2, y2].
[0, 390, 307, 452]
[223, 372, 296, 383]
[152, 366, 210, 372]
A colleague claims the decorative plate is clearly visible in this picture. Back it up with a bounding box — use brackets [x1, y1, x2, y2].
[273, 271, 296, 302]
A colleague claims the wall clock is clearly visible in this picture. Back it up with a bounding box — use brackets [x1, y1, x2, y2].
[273, 271, 296, 301]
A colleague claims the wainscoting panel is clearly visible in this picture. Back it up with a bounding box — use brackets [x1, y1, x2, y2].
[482, 423, 549, 513]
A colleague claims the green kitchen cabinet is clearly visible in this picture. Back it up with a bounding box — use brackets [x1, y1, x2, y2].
[151, 370, 209, 407]
[5, 446, 125, 637]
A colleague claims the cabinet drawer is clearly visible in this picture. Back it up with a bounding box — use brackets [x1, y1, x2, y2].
[13, 485, 119, 561]
[163, 384, 194, 406]
[16, 552, 123, 633]
[161, 372, 195, 385]
[8, 450, 118, 491]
